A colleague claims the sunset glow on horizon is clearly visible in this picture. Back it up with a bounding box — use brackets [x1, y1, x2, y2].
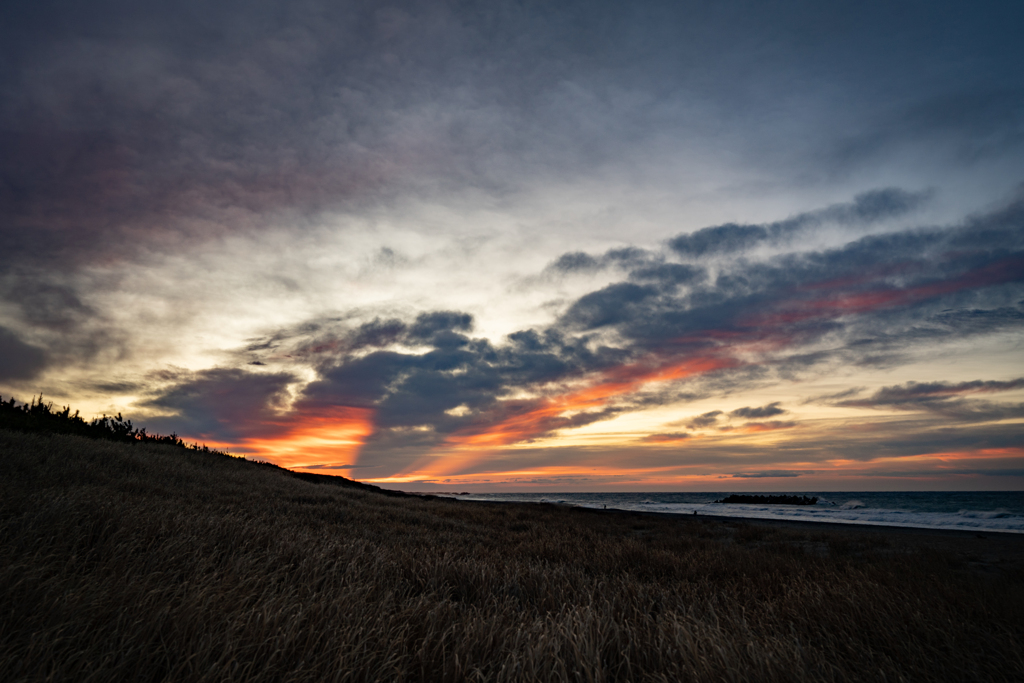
[231, 406, 375, 472]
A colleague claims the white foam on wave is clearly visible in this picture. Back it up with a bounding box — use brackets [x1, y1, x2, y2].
[764, 506, 1019, 532]
[457, 494, 1024, 533]
[958, 508, 1013, 519]
[609, 501, 1024, 533]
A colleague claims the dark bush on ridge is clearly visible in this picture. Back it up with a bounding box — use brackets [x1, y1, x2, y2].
[0, 393, 418, 499]
[0, 394, 212, 451]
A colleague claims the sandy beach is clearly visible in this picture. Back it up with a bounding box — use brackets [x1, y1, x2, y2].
[462, 498, 1024, 578]
[691, 511, 1024, 577]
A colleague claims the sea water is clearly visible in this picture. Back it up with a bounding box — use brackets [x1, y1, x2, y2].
[446, 491, 1024, 534]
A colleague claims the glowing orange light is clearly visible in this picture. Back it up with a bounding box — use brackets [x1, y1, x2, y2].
[445, 354, 738, 449]
[365, 463, 721, 488]
[186, 406, 376, 472]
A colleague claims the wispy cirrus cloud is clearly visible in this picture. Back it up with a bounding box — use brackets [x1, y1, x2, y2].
[840, 379, 1024, 408]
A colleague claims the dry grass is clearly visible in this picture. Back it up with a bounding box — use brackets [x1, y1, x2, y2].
[1, 429, 1022, 682]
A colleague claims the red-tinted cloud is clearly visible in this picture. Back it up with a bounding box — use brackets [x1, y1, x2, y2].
[445, 354, 738, 448]
[750, 255, 1024, 327]
[732, 421, 798, 433]
[192, 406, 375, 472]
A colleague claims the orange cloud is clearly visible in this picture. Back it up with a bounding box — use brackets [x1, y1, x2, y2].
[366, 463, 721, 488]
[445, 354, 738, 449]
[192, 406, 375, 472]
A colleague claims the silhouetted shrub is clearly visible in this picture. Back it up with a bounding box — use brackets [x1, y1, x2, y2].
[0, 394, 216, 452]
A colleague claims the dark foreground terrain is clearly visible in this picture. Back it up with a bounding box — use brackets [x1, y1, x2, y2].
[1, 429, 1022, 682]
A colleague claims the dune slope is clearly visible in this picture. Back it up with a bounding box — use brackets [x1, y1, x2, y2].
[1, 429, 1022, 682]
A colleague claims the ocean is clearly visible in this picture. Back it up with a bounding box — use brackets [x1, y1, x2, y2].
[444, 491, 1024, 534]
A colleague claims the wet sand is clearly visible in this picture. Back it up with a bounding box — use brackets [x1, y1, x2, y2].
[655, 507, 1024, 578]
[461, 498, 1024, 579]
[436, 495, 1024, 578]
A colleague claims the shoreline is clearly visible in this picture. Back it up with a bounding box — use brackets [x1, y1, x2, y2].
[495, 497, 1024, 537]
[676, 509, 1024, 576]
[451, 497, 1024, 576]
[667, 508, 1024, 537]
[432, 493, 1024, 535]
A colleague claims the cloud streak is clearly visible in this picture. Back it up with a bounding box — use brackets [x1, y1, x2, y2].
[667, 189, 931, 258]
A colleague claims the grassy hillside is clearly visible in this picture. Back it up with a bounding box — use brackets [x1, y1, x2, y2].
[1, 429, 1022, 682]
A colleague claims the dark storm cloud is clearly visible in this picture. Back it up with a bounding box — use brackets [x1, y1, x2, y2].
[142, 368, 298, 439]
[546, 247, 656, 276]
[5, 0, 1018, 276]
[572, 194, 1024, 352]
[408, 311, 473, 347]
[685, 411, 723, 429]
[667, 189, 930, 258]
[730, 402, 785, 419]
[547, 252, 602, 274]
[627, 263, 705, 286]
[0, 326, 47, 381]
[846, 379, 1024, 407]
[560, 283, 661, 330]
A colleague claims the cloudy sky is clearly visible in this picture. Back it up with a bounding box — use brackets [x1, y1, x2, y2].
[2, 0, 1023, 491]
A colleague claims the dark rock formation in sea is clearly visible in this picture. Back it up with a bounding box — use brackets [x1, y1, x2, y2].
[714, 494, 818, 505]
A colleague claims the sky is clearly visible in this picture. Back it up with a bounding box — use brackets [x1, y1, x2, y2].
[1, 0, 1023, 491]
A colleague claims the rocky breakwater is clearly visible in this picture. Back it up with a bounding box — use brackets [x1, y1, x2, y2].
[714, 494, 819, 505]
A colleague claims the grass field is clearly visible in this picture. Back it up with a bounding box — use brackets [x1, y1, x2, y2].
[1, 428, 1022, 682]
